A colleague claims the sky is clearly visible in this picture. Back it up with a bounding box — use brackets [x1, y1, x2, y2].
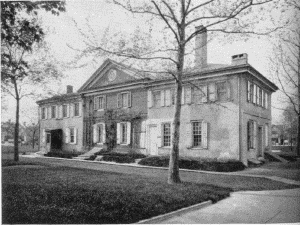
[1, 0, 294, 125]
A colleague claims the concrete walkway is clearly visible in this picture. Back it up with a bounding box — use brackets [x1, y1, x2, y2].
[157, 188, 300, 224]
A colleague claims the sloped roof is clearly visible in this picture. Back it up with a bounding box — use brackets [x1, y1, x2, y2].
[36, 92, 81, 105]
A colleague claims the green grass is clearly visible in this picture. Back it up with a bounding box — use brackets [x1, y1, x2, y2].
[1, 159, 38, 167]
[2, 165, 232, 224]
[1, 145, 38, 153]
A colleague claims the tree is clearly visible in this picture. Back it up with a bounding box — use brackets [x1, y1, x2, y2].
[1, 1, 66, 161]
[71, 0, 281, 184]
[270, 1, 300, 155]
[23, 122, 39, 149]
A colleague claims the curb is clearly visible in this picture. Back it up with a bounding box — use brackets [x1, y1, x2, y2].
[21, 155, 300, 186]
[136, 200, 212, 224]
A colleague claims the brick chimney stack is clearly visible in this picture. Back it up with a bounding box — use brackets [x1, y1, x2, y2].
[195, 25, 207, 69]
[67, 85, 73, 94]
[231, 53, 248, 65]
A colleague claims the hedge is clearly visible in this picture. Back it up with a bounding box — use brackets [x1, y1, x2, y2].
[138, 156, 246, 172]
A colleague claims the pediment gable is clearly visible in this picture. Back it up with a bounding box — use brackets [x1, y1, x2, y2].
[78, 59, 143, 92]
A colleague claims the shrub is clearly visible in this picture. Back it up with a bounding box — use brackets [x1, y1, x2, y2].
[100, 152, 146, 163]
[44, 152, 78, 159]
[138, 156, 246, 172]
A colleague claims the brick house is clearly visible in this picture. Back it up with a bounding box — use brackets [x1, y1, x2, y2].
[36, 26, 277, 165]
[37, 86, 83, 153]
[145, 27, 278, 165]
[78, 59, 150, 154]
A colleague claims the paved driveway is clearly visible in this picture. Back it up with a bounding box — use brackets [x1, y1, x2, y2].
[158, 188, 300, 224]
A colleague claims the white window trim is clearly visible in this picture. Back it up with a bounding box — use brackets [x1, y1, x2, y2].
[73, 102, 81, 117]
[41, 107, 46, 120]
[63, 104, 69, 118]
[189, 120, 208, 150]
[161, 122, 172, 148]
[94, 95, 106, 111]
[118, 92, 131, 108]
[96, 123, 106, 144]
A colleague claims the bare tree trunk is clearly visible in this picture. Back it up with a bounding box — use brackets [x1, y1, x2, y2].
[13, 77, 20, 161]
[14, 97, 20, 161]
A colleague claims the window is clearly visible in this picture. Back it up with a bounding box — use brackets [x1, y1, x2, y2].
[192, 122, 202, 147]
[247, 120, 254, 149]
[94, 96, 106, 110]
[70, 128, 75, 144]
[118, 92, 131, 108]
[120, 123, 127, 144]
[216, 82, 227, 101]
[208, 83, 216, 101]
[162, 123, 171, 147]
[74, 103, 80, 116]
[264, 92, 268, 109]
[63, 104, 68, 117]
[46, 133, 51, 144]
[258, 87, 262, 106]
[51, 106, 56, 118]
[171, 89, 175, 105]
[153, 91, 161, 108]
[41, 107, 46, 119]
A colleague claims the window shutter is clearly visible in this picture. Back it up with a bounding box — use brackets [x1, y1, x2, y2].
[186, 87, 192, 104]
[102, 96, 106, 109]
[55, 106, 58, 119]
[186, 122, 192, 148]
[117, 94, 121, 108]
[247, 81, 251, 102]
[262, 90, 265, 107]
[126, 122, 131, 145]
[140, 121, 146, 148]
[147, 90, 152, 108]
[65, 128, 70, 143]
[103, 124, 106, 143]
[253, 121, 257, 149]
[209, 83, 215, 101]
[94, 97, 98, 110]
[128, 92, 132, 107]
[93, 125, 97, 143]
[117, 123, 121, 144]
[74, 128, 77, 144]
[227, 81, 231, 100]
[265, 124, 269, 147]
[79, 102, 82, 116]
[265, 93, 268, 109]
[165, 89, 171, 106]
[201, 86, 208, 103]
[66, 104, 70, 117]
[45, 107, 48, 119]
[161, 90, 165, 107]
[181, 87, 185, 104]
[201, 121, 208, 148]
[158, 124, 162, 148]
[42, 129, 46, 143]
[253, 85, 257, 104]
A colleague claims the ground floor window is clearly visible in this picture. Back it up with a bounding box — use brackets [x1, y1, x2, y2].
[120, 123, 127, 144]
[247, 120, 254, 149]
[162, 123, 171, 147]
[46, 133, 51, 144]
[70, 128, 75, 144]
[192, 122, 202, 147]
[98, 124, 104, 143]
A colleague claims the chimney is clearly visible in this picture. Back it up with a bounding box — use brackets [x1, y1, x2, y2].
[195, 25, 207, 69]
[231, 53, 248, 65]
[67, 85, 73, 94]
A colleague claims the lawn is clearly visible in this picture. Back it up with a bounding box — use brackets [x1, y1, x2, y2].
[2, 165, 232, 224]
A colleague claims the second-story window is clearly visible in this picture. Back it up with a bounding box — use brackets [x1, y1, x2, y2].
[153, 91, 161, 108]
[117, 92, 131, 108]
[74, 103, 80, 116]
[51, 106, 56, 119]
[63, 104, 68, 118]
[41, 107, 46, 119]
[94, 96, 106, 110]
[216, 82, 227, 101]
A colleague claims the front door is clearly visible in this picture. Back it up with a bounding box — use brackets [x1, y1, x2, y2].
[149, 125, 158, 155]
[257, 126, 263, 157]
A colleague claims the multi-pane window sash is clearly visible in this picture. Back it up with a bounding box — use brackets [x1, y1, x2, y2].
[63, 105, 68, 117]
[247, 120, 254, 149]
[42, 107, 46, 119]
[163, 123, 171, 147]
[94, 96, 106, 110]
[117, 92, 131, 108]
[98, 124, 103, 143]
[192, 122, 202, 147]
[74, 103, 79, 116]
[70, 128, 75, 143]
[51, 106, 56, 118]
[153, 91, 161, 108]
[216, 82, 227, 101]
